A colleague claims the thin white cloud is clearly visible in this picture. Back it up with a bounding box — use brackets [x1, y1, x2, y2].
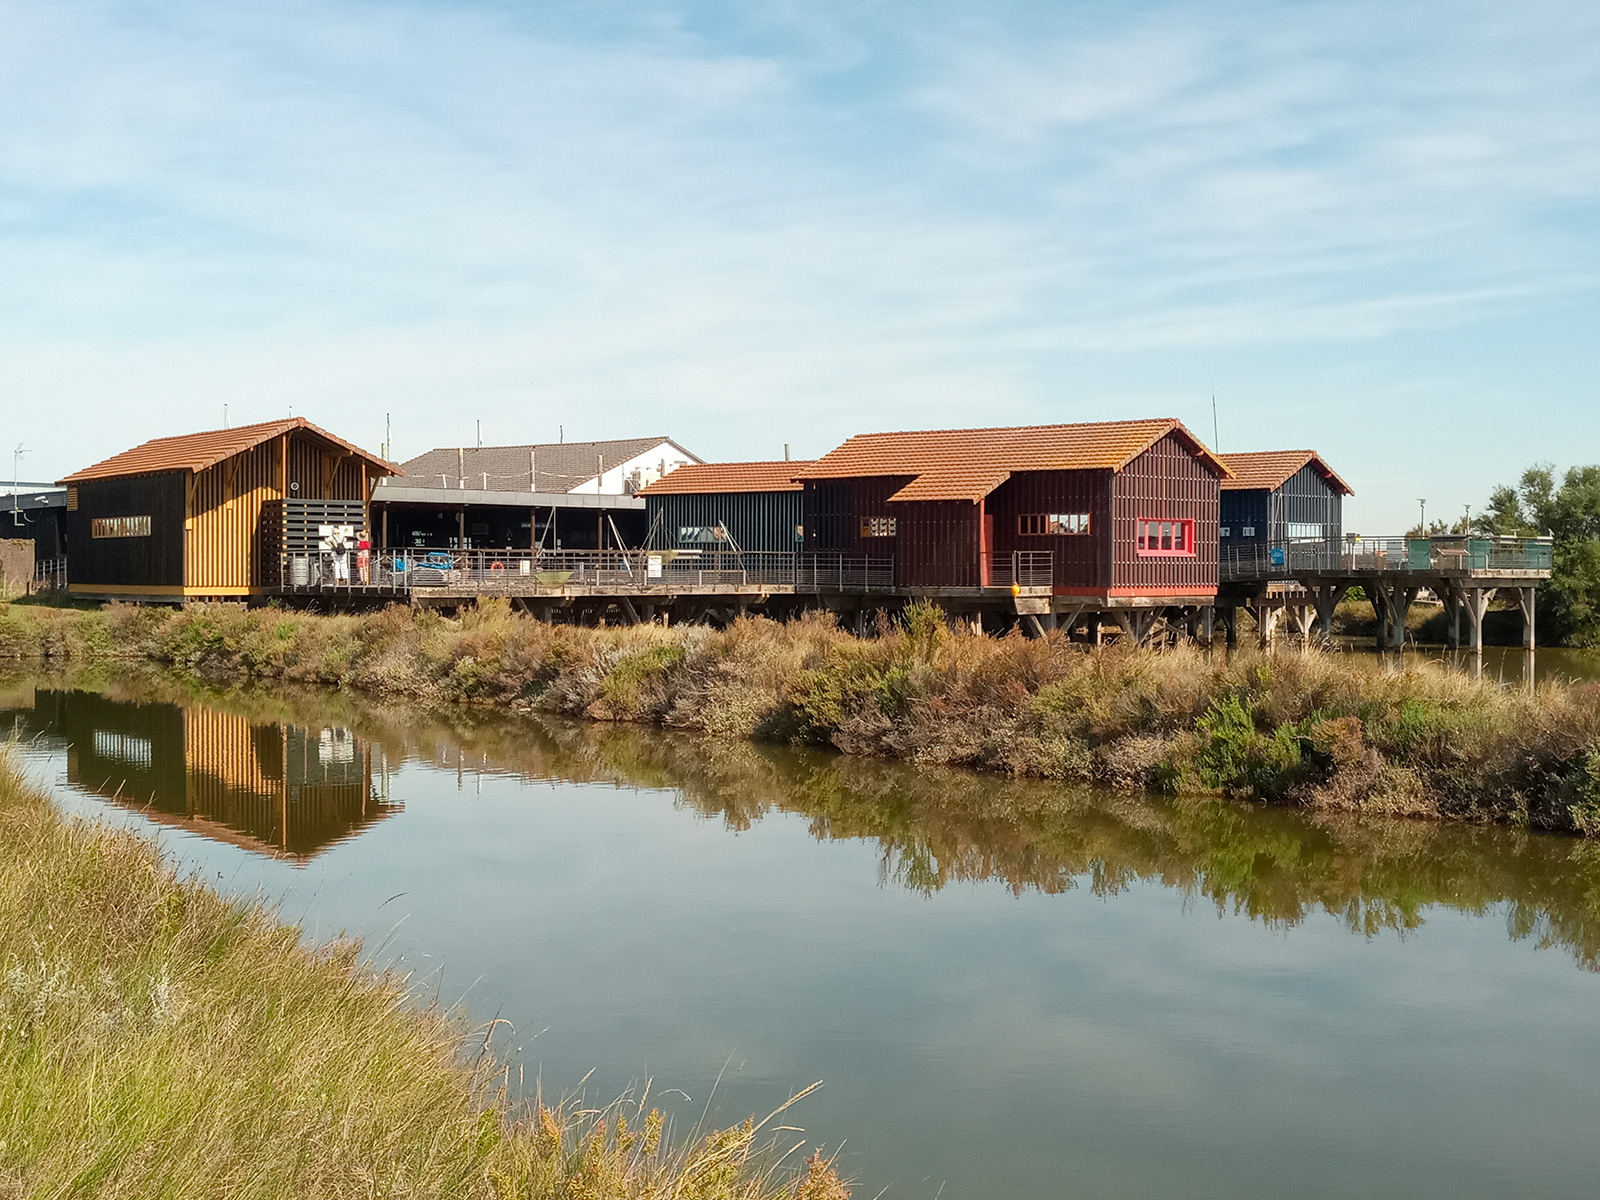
[0, 0, 1597, 523]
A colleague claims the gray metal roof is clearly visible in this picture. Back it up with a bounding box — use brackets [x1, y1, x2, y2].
[398, 438, 697, 493]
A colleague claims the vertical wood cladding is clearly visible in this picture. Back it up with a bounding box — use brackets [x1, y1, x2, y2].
[1221, 465, 1342, 549]
[63, 473, 186, 589]
[805, 477, 910, 555]
[645, 490, 804, 552]
[186, 431, 370, 593]
[1220, 489, 1270, 542]
[1275, 463, 1342, 544]
[894, 500, 980, 587]
[1110, 433, 1220, 593]
[987, 469, 1113, 592]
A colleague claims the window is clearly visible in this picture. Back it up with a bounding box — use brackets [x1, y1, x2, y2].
[1136, 518, 1195, 557]
[861, 516, 897, 538]
[1241, 525, 1256, 538]
[679, 525, 728, 544]
[1287, 522, 1323, 540]
[91, 515, 151, 539]
[1219, 526, 1231, 538]
[1019, 513, 1091, 535]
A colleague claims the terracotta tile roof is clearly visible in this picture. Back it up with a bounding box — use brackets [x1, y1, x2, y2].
[798, 418, 1229, 502]
[639, 460, 812, 495]
[1218, 451, 1353, 495]
[59, 417, 398, 484]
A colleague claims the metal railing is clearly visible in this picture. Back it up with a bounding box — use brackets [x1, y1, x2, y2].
[31, 557, 67, 593]
[1220, 536, 1554, 583]
[274, 549, 897, 595]
[988, 550, 1054, 588]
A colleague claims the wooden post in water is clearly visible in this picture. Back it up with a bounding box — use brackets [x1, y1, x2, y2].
[1520, 587, 1536, 650]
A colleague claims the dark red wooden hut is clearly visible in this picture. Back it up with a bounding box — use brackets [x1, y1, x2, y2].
[797, 419, 1230, 603]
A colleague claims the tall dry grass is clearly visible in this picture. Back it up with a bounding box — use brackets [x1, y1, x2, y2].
[0, 753, 848, 1200]
[6, 597, 1600, 831]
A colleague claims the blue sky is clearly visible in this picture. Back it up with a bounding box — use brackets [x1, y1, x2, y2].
[3, 0, 1598, 528]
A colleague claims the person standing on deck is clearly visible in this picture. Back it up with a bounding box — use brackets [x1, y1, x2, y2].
[357, 530, 371, 585]
[329, 528, 351, 585]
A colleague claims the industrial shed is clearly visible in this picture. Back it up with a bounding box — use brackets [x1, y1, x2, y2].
[639, 460, 811, 552]
[1218, 451, 1352, 549]
[797, 419, 1230, 603]
[371, 436, 698, 551]
[58, 417, 396, 601]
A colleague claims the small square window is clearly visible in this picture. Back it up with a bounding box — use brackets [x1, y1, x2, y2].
[1241, 525, 1256, 538]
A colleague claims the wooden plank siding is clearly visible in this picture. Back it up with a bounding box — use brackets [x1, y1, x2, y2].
[645, 489, 804, 552]
[895, 499, 982, 587]
[62, 473, 188, 592]
[1109, 432, 1219, 596]
[805, 477, 912, 557]
[183, 432, 372, 595]
[987, 469, 1114, 593]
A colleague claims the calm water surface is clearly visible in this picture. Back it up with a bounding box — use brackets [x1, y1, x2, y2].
[6, 671, 1600, 1199]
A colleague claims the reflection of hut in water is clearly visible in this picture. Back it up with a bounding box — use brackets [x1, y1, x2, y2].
[31, 689, 396, 860]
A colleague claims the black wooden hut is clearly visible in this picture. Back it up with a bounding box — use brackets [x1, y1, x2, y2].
[639, 461, 809, 552]
[58, 418, 396, 601]
[1217, 451, 1352, 550]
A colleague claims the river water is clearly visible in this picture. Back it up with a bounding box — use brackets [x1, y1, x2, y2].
[6, 669, 1600, 1199]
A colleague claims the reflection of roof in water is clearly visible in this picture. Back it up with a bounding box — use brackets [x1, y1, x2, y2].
[13, 689, 397, 862]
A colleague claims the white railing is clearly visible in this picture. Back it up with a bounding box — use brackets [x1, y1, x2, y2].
[31, 556, 67, 593]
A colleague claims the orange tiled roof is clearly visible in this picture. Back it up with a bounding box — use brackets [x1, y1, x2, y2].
[798, 419, 1229, 502]
[638, 460, 812, 495]
[59, 417, 399, 484]
[1218, 451, 1352, 495]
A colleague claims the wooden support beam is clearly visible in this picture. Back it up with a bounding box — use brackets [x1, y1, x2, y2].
[617, 596, 642, 626]
[1310, 584, 1346, 644]
[1288, 604, 1316, 645]
[1114, 610, 1158, 647]
[1255, 605, 1281, 649]
[1391, 587, 1419, 649]
[1520, 586, 1536, 650]
[1199, 605, 1215, 644]
[1463, 587, 1497, 652]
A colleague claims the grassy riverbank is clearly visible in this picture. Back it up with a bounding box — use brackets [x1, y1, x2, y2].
[5, 598, 1600, 832]
[0, 754, 846, 1199]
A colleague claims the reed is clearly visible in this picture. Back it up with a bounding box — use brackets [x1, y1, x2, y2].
[5, 597, 1600, 832]
[0, 753, 848, 1199]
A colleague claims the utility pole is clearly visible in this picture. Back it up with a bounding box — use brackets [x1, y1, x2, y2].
[10, 444, 25, 523]
[1418, 499, 1427, 534]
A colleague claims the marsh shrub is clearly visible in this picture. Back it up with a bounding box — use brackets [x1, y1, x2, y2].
[6, 599, 1600, 832]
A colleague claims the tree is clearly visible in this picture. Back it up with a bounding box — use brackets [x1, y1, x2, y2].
[1479, 464, 1600, 645]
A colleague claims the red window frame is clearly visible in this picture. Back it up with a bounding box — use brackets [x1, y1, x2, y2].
[1135, 518, 1195, 557]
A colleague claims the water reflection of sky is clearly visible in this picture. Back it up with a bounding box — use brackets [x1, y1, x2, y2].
[7, 676, 1600, 1200]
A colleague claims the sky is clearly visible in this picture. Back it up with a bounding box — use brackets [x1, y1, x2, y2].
[2, 0, 1598, 529]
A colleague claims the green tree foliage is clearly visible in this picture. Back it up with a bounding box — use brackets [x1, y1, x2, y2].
[1480, 464, 1600, 645]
